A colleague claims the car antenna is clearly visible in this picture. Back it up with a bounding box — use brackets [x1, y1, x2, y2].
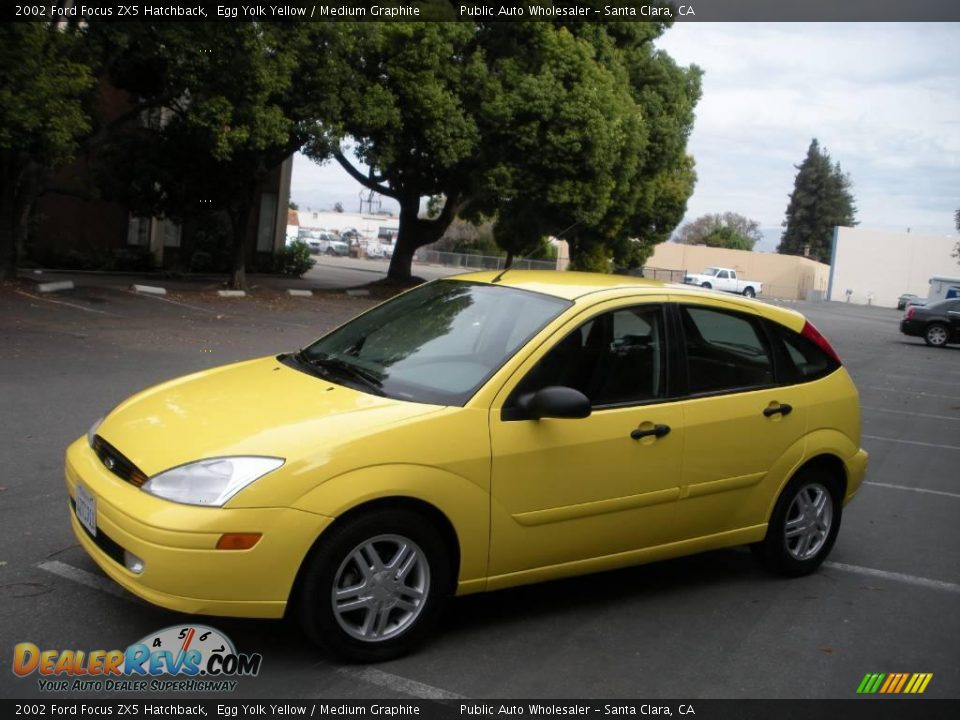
[491, 220, 583, 284]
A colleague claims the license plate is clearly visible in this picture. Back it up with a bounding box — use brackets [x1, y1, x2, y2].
[75, 483, 97, 538]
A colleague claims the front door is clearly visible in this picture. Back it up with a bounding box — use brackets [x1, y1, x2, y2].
[487, 299, 684, 580]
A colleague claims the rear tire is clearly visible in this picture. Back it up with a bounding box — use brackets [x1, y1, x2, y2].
[924, 323, 949, 347]
[297, 508, 452, 662]
[743, 287, 756, 298]
[757, 468, 842, 577]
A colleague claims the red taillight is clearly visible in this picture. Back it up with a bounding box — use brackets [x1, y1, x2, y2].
[905, 306, 916, 320]
[801, 320, 842, 365]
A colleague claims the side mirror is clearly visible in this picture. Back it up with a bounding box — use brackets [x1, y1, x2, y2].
[515, 386, 591, 420]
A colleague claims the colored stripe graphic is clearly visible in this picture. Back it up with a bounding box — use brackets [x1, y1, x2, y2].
[857, 673, 932, 694]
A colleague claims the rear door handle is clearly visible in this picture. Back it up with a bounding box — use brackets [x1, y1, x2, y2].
[631, 424, 671, 440]
[763, 404, 793, 417]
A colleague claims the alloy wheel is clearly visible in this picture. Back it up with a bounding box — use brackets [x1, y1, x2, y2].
[783, 483, 833, 561]
[331, 534, 430, 642]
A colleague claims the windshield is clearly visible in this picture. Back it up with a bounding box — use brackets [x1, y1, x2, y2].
[299, 280, 570, 405]
[703, 267, 720, 276]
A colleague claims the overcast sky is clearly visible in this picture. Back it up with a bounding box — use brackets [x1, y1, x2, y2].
[291, 22, 960, 252]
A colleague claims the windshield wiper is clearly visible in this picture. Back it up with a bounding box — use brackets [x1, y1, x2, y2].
[295, 350, 384, 395]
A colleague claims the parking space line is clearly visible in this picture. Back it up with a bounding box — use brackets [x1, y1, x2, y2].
[37, 560, 141, 603]
[855, 372, 960, 388]
[861, 386, 960, 401]
[865, 481, 960, 500]
[861, 406, 960, 422]
[824, 562, 960, 595]
[336, 667, 465, 700]
[14, 289, 115, 316]
[130, 291, 222, 315]
[862, 434, 960, 451]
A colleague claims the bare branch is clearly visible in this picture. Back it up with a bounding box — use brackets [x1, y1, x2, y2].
[334, 150, 398, 199]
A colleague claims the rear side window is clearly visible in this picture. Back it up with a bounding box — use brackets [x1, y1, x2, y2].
[768, 322, 840, 383]
[679, 306, 774, 394]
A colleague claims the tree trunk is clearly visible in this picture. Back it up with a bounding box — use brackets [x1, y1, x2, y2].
[0, 154, 42, 281]
[0, 195, 16, 282]
[0, 153, 21, 280]
[387, 193, 459, 281]
[228, 188, 256, 290]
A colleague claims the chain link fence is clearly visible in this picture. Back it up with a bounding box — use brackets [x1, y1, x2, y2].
[415, 249, 557, 271]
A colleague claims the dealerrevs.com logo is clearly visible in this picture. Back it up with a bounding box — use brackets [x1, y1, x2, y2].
[12, 625, 262, 693]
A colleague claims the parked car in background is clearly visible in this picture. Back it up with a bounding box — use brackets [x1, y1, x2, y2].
[897, 293, 918, 311]
[66, 272, 866, 661]
[684, 267, 763, 298]
[320, 238, 350, 256]
[900, 298, 960, 347]
[361, 241, 385, 259]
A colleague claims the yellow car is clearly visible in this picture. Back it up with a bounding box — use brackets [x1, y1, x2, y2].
[65, 271, 867, 661]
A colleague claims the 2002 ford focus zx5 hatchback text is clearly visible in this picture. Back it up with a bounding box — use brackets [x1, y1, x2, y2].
[65, 271, 867, 661]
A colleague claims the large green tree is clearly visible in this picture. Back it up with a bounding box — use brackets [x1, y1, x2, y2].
[778, 139, 857, 264]
[94, 23, 328, 288]
[676, 212, 762, 250]
[561, 21, 701, 271]
[304, 17, 700, 279]
[0, 23, 95, 279]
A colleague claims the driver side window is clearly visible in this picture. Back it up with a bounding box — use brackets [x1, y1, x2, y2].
[511, 305, 666, 408]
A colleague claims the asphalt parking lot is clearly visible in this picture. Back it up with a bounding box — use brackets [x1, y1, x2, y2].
[0, 281, 957, 700]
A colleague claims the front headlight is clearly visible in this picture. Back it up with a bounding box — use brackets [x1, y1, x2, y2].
[141, 457, 284, 507]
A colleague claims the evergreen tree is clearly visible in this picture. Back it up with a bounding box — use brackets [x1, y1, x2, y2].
[952, 207, 959, 265]
[778, 139, 856, 263]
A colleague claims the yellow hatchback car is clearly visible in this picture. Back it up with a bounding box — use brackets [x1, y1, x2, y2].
[65, 271, 867, 661]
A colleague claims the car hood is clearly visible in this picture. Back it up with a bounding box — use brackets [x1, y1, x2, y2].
[96, 356, 444, 477]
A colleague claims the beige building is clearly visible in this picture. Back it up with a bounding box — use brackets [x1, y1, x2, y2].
[645, 243, 831, 301]
[828, 227, 958, 308]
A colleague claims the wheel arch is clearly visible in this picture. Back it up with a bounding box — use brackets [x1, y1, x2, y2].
[792, 453, 848, 499]
[285, 495, 462, 618]
[763, 436, 854, 523]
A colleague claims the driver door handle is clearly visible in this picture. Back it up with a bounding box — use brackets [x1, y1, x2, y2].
[631, 424, 671, 440]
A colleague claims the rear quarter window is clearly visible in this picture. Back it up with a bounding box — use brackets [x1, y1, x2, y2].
[767, 321, 840, 383]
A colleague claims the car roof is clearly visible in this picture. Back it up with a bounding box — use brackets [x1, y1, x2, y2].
[448, 270, 806, 331]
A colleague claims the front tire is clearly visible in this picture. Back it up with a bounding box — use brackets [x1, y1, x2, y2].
[924, 323, 949, 347]
[297, 509, 452, 662]
[757, 469, 842, 577]
[701, 282, 712, 290]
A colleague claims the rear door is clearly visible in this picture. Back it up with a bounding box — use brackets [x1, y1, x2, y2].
[945, 299, 960, 340]
[673, 299, 808, 540]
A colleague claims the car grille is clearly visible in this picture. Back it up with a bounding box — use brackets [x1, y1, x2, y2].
[91, 435, 148, 488]
[70, 498, 126, 566]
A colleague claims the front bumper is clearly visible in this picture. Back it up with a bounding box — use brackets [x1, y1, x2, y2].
[64, 438, 333, 618]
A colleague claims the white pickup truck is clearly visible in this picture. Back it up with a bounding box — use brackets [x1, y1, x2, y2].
[683, 267, 762, 298]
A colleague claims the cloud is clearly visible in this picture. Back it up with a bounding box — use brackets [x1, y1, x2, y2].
[658, 22, 960, 238]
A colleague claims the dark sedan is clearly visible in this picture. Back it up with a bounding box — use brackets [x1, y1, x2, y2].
[900, 298, 960, 347]
[897, 293, 918, 310]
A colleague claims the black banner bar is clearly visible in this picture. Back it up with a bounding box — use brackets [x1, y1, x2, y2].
[3, 1, 960, 23]
[2, 700, 960, 720]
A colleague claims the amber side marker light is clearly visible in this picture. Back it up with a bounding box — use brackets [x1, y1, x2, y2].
[216, 533, 262, 550]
